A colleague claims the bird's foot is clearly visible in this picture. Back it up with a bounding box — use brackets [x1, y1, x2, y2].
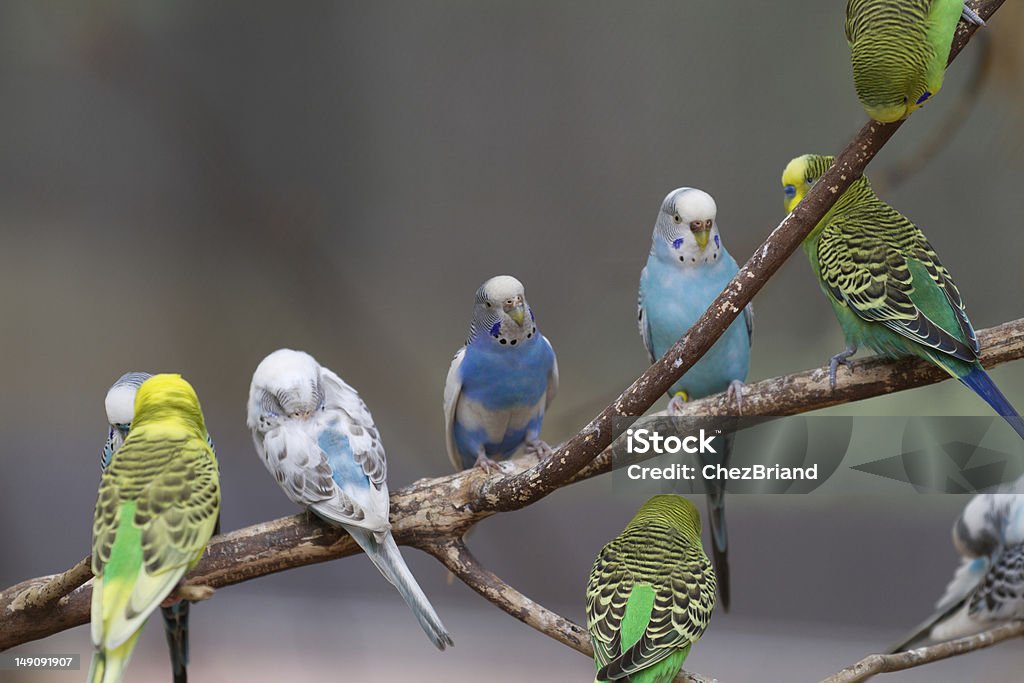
[961, 4, 986, 26]
[525, 439, 553, 460]
[726, 380, 746, 416]
[828, 346, 857, 391]
[474, 453, 501, 472]
[667, 391, 689, 416]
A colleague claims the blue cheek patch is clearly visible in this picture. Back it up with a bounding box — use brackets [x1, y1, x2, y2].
[784, 185, 796, 199]
[714, 235, 720, 248]
[916, 91, 931, 104]
[490, 321, 501, 338]
[672, 237, 684, 249]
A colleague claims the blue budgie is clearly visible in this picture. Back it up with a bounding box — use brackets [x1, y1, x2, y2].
[444, 275, 558, 471]
[889, 476, 1024, 652]
[102, 371, 217, 683]
[247, 349, 453, 650]
[637, 188, 753, 611]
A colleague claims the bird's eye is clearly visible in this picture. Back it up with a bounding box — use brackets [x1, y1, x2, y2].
[672, 214, 682, 224]
[485, 302, 492, 308]
[784, 184, 796, 198]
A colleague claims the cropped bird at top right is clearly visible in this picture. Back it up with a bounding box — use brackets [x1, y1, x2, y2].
[845, 0, 984, 122]
[781, 154, 1024, 441]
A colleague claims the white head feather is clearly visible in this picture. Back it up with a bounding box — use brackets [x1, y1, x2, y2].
[104, 372, 153, 425]
[651, 187, 724, 267]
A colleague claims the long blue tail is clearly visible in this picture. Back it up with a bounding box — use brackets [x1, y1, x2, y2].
[960, 367, 1024, 441]
[161, 602, 189, 683]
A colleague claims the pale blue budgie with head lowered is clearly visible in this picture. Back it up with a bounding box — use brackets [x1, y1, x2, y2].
[889, 476, 1024, 652]
[102, 371, 217, 683]
[247, 349, 453, 650]
[444, 275, 558, 471]
[637, 188, 753, 611]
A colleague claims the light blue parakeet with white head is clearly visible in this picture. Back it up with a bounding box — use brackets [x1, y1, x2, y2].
[637, 188, 753, 611]
[247, 349, 453, 650]
[890, 477, 1024, 652]
[102, 371, 212, 683]
[444, 275, 558, 471]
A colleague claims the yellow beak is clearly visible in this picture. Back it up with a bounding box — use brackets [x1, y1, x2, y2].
[509, 305, 526, 326]
[693, 229, 710, 251]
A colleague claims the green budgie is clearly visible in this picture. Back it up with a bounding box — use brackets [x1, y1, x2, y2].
[781, 154, 1024, 440]
[846, 0, 985, 122]
[89, 375, 220, 683]
[586, 495, 716, 683]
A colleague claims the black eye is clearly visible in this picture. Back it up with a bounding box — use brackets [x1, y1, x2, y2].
[485, 302, 492, 308]
[673, 214, 682, 224]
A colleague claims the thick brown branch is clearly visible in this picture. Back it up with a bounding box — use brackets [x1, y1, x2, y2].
[819, 622, 1024, 683]
[7, 557, 91, 613]
[480, 0, 1002, 512]
[425, 540, 714, 683]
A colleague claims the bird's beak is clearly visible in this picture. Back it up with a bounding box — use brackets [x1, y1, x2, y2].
[508, 304, 526, 327]
[692, 230, 710, 251]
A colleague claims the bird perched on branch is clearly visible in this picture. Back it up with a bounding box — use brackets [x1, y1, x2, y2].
[101, 372, 218, 683]
[248, 349, 453, 650]
[781, 154, 1024, 440]
[586, 495, 717, 683]
[888, 476, 1024, 652]
[444, 275, 558, 471]
[845, 0, 985, 122]
[638, 187, 752, 611]
[89, 375, 220, 683]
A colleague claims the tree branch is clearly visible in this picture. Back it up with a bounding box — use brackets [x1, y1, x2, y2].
[819, 622, 1024, 683]
[0, 4, 1008, 683]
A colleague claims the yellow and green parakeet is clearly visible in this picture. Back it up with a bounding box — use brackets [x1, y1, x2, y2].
[781, 154, 1024, 440]
[845, 0, 985, 122]
[89, 374, 220, 683]
[586, 495, 717, 683]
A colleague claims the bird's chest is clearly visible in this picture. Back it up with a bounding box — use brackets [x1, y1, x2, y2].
[459, 340, 551, 410]
[642, 260, 733, 353]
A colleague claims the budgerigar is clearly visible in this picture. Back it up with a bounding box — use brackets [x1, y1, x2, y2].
[89, 375, 220, 683]
[101, 372, 218, 683]
[443, 275, 558, 471]
[247, 349, 453, 650]
[638, 188, 752, 611]
[586, 495, 717, 683]
[781, 154, 1024, 440]
[846, 0, 985, 123]
[889, 477, 1024, 652]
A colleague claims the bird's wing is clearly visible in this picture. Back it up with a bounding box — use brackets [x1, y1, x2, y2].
[91, 434, 219, 649]
[585, 540, 633, 670]
[319, 366, 387, 487]
[638, 272, 656, 364]
[544, 336, 559, 410]
[967, 544, 1024, 622]
[816, 209, 977, 361]
[595, 530, 716, 680]
[443, 347, 466, 471]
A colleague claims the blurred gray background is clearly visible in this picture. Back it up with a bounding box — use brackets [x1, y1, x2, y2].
[1, 2, 1022, 681]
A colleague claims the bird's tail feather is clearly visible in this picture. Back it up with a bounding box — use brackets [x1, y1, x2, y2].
[162, 602, 189, 683]
[884, 597, 965, 654]
[87, 631, 141, 683]
[348, 526, 455, 650]
[704, 431, 732, 611]
[959, 367, 1024, 441]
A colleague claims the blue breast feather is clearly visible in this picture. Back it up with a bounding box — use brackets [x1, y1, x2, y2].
[459, 335, 554, 410]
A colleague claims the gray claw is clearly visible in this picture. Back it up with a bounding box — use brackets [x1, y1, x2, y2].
[828, 346, 857, 391]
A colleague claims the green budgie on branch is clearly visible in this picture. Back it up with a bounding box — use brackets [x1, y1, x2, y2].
[845, 0, 985, 122]
[586, 495, 717, 683]
[781, 154, 1024, 441]
[89, 374, 220, 683]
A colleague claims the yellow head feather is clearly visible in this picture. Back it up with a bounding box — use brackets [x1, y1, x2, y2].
[132, 374, 206, 435]
[627, 494, 702, 536]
